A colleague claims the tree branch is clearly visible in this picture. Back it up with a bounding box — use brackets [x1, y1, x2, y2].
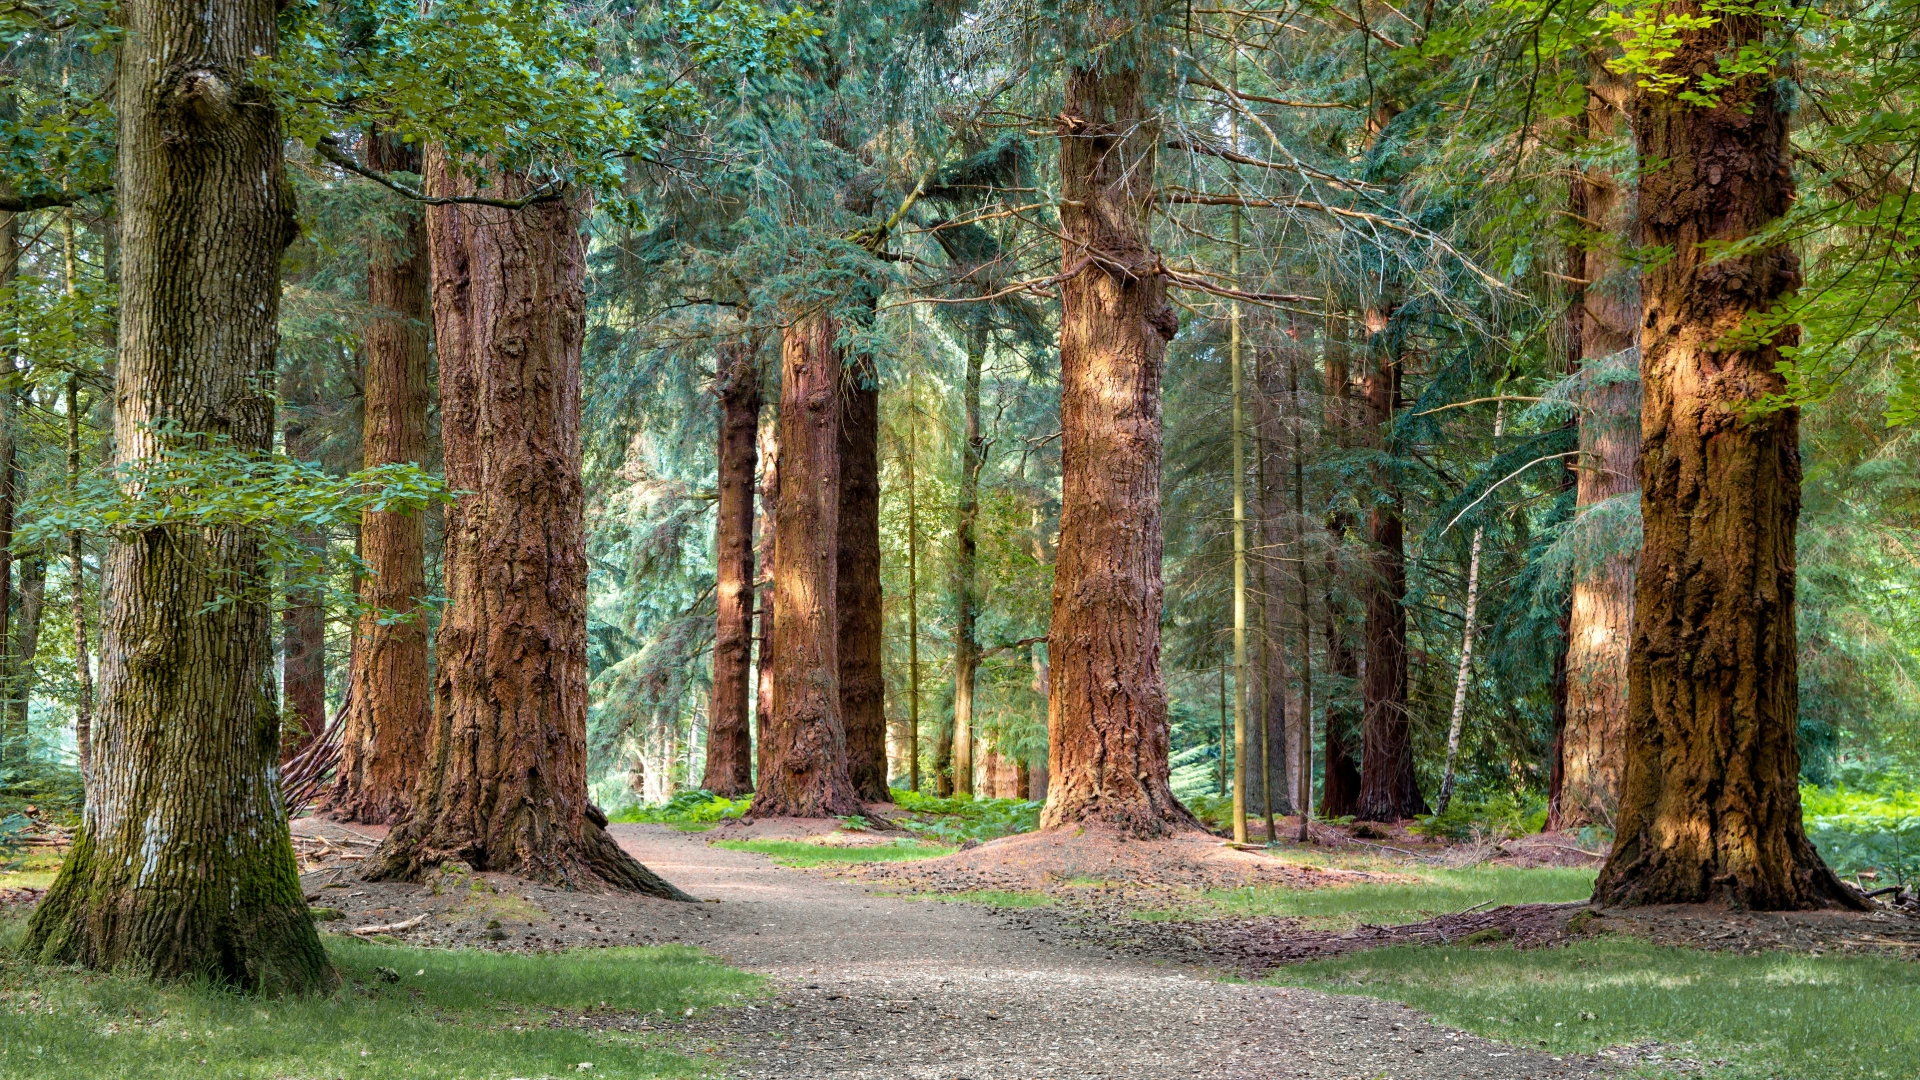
[0, 187, 112, 213]
[313, 138, 566, 209]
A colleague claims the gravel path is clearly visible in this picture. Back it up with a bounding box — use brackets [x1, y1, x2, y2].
[609, 824, 1610, 1080]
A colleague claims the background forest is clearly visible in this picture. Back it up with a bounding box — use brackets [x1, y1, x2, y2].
[4, 0, 1919, 854]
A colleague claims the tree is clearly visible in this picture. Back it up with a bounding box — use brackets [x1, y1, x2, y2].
[1553, 58, 1639, 831]
[951, 316, 986, 796]
[703, 338, 759, 797]
[1592, 8, 1860, 909]
[840, 347, 890, 801]
[363, 154, 687, 897]
[24, 0, 334, 990]
[330, 130, 433, 824]
[279, 406, 327, 757]
[1040, 19, 1198, 836]
[1357, 309, 1423, 821]
[755, 310, 867, 817]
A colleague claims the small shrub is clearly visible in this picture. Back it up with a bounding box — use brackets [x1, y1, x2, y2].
[889, 789, 1041, 843]
[1411, 792, 1548, 842]
[608, 788, 752, 825]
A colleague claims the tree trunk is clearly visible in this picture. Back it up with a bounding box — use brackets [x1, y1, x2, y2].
[753, 310, 865, 818]
[362, 154, 686, 898]
[7, 554, 46, 739]
[1040, 61, 1196, 836]
[703, 340, 758, 797]
[329, 130, 432, 824]
[838, 350, 889, 801]
[1028, 643, 1049, 800]
[24, 0, 333, 988]
[1357, 313, 1423, 820]
[280, 416, 327, 760]
[1555, 60, 1641, 831]
[904, 398, 922, 792]
[1256, 341, 1294, 818]
[1593, 13, 1859, 910]
[755, 420, 778, 788]
[951, 318, 986, 797]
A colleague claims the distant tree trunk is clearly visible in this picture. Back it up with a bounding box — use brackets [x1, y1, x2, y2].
[1593, 12, 1859, 910]
[1357, 312, 1423, 821]
[753, 310, 865, 818]
[704, 339, 759, 797]
[0, 202, 15, 766]
[1318, 323, 1361, 818]
[904, 400, 923, 792]
[1028, 643, 1049, 800]
[1555, 59, 1641, 831]
[59, 219, 95, 782]
[24, 0, 334, 988]
[280, 416, 327, 761]
[330, 129, 431, 825]
[1040, 59, 1196, 836]
[363, 155, 686, 898]
[755, 420, 778, 787]
[1256, 341, 1293, 818]
[7, 554, 45, 738]
[951, 317, 985, 797]
[839, 349, 890, 802]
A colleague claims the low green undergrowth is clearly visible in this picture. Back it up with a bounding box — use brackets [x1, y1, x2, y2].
[0, 930, 757, 1079]
[711, 838, 954, 867]
[1271, 938, 1920, 1080]
[1411, 792, 1550, 841]
[607, 789, 752, 827]
[1802, 784, 1920, 885]
[888, 789, 1041, 843]
[1205, 865, 1597, 928]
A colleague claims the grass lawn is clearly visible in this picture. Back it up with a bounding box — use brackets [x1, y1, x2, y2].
[0, 926, 758, 1079]
[1198, 866, 1598, 928]
[710, 838, 954, 867]
[1271, 937, 1920, 1080]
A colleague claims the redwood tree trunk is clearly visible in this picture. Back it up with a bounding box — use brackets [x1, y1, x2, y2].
[1040, 60, 1196, 836]
[754, 311, 865, 818]
[1555, 61, 1641, 831]
[330, 129, 432, 824]
[1357, 316, 1423, 820]
[951, 318, 985, 797]
[838, 349, 889, 801]
[24, 0, 333, 989]
[1593, 12, 1858, 910]
[363, 154, 687, 898]
[703, 340, 759, 797]
[1319, 328, 1361, 818]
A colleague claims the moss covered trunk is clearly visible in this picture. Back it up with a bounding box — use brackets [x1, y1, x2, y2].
[1593, 10, 1859, 910]
[330, 131, 432, 825]
[362, 154, 687, 898]
[24, 0, 333, 990]
[1040, 59, 1196, 837]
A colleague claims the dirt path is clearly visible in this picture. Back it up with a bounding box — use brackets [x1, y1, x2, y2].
[609, 824, 1610, 1080]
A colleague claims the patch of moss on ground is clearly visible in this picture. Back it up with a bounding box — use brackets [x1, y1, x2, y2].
[1205, 866, 1597, 929]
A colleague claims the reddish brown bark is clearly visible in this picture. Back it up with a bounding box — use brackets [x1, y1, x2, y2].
[1357, 315, 1423, 821]
[1593, 13, 1859, 910]
[951, 319, 986, 797]
[1039, 62, 1197, 837]
[280, 416, 326, 761]
[1554, 61, 1641, 831]
[703, 340, 759, 797]
[1318, 326, 1361, 818]
[755, 421, 778, 787]
[754, 311, 865, 818]
[364, 156, 687, 898]
[838, 351, 890, 802]
[330, 130, 432, 825]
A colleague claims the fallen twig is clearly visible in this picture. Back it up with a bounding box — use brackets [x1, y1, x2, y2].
[348, 913, 431, 936]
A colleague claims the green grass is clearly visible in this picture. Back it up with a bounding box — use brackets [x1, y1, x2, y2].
[907, 889, 1054, 908]
[1271, 938, 1920, 1079]
[0, 928, 758, 1079]
[710, 838, 954, 867]
[1204, 866, 1597, 928]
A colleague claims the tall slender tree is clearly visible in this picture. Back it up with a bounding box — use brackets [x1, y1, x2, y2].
[704, 338, 759, 797]
[1593, 9, 1859, 909]
[951, 316, 986, 796]
[24, 0, 334, 988]
[330, 130, 432, 824]
[840, 346, 890, 801]
[1357, 309, 1423, 820]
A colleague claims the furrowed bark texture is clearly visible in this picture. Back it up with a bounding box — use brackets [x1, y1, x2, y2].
[363, 156, 687, 899]
[838, 350, 890, 802]
[1555, 62, 1641, 832]
[23, 0, 334, 991]
[703, 341, 759, 798]
[1593, 15, 1859, 910]
[755, 311, 865, 818]
[330, 131, 432, 825]
[1357, 318, 1423, 821]
[1040, 62, 1198, 837]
